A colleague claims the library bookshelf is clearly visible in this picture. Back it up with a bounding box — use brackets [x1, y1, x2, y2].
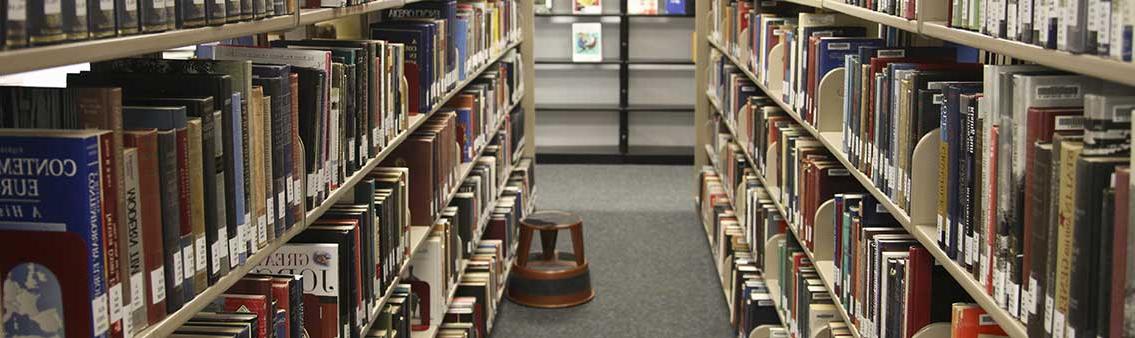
[689, 0, 1135, 336]
[1, 0, 539, 337]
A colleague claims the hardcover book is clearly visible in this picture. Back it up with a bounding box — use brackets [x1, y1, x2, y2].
[0, 129, 113, 338]
[252, 243, 342, 338]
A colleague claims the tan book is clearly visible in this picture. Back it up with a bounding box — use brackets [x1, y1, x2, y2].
[186, 117, 208, 295]
[261, 94, 275, 244]
[1052, 138, 1083, 338]
[250, 86, 267, 251]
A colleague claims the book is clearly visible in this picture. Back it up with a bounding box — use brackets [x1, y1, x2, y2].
[628, 0, 657, 15]
[571, 22, 602, 63]
[0, 129, 113, 338]
[665, 0, 688, 14]
[0, 229, 100, 338]
[572, 0, 599, 14]
[253, 243, 342, 338]
[124, 130, 170, 325]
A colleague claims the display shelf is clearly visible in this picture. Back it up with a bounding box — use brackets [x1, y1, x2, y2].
[537, 103, 695, 112]
[535, 58, 694, 65]
[920, 21, 1135, 87]
[820, 1, 919, 33]
[133, 41, 521, 338]
[705, 33, 1030, 338]
[298, 0, 406, 25]
[0, 14, 298, 75]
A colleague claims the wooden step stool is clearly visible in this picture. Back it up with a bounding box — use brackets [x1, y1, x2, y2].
[507, 210, 595, 308]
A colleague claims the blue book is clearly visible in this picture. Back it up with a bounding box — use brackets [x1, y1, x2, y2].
[453, 107, 474, 161]
[252, 64, 294, 236]
[372, 25, 435, 114]
[0, 129, 112, 338]
[665, 0, 686, 14]
[383, 0, 457, 87]
[815, 38, 884, 82]
[454, 17, 469, 80]
[229, 92, 248, 266]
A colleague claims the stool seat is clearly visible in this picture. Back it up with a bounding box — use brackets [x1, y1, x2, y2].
[508, 210, 595, 308]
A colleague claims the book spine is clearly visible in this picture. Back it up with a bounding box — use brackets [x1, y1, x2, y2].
[224, 0, 236, 22]
[122, 148, 149, 335]
[176, 0, 205, 27]
[139, 0, 166, 32]
[202, 110, 228, 282]
[249, 88, 266, 252]
[174, 125, 198, 299]
[290, 73, 303, 231]
[238, 0, 249, 20]
[63, 0, 88, 40]
[1026, 143, 1053, 336]
[261, 94, 277, 244]
[1052, 141, 1082, 338]
[28, 0, 66, 44]
[156, 130, 185, 312]
[1110, 169, 1129, 338]
[268, 80, 289, 233]
[89, 0, 115, 37]
[205, 0, 224, 25]
[187, 119, 210, 292]
[99, 133, 125, 338]
[113, 0, 138, 35]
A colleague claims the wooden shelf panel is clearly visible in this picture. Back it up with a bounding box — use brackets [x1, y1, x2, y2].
[920, 21, 1135, 86]
[0, 15, 297, 75]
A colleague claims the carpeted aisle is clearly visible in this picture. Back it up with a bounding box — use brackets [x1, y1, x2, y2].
[490, 164, 734, 338]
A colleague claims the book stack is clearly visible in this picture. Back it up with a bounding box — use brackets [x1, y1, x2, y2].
[1, 0, 295, 49]
[944, 0, 1134, 61]
[372, 0, 522, 115]
[183, 274, 303, 338]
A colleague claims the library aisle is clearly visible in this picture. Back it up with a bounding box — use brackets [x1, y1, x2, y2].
[492, 165, 733, 338]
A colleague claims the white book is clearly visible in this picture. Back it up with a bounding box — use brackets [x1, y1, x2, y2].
[571, 23, 603, 62]
[627, 0, 657, 14]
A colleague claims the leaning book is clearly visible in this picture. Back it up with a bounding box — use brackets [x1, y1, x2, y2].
[0, 129, 114, 338]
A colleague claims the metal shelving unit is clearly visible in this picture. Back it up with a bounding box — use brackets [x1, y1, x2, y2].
[535, 4, 695, 164]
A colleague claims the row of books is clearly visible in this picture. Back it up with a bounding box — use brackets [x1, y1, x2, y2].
[169, 272, 305, 338]
[372, 0, 522, 116]
[696, 166, 783, 338]
[944, 0, 1135, 62]
[700, 118, 1016, 338]
[1, 0, 294, 49]
[411, 156, 534, 338]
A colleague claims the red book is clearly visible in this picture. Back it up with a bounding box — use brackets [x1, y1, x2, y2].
[220, 294, 270, 338]
[1110, 167, 1130, 338]
[382, 136, 436, 225]
[985, 126, 999, 294]
[904, 246, 932, 338]
[125, 130, 169, 324]
[951, 303, 1008, 338]
[95, 123, 126, 338]
[0, 230, 95, 338]
[1020, 107, 1081, 302]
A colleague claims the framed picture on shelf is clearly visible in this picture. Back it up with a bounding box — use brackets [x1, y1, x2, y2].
[573, 0, 601, 14]
[571, 23, 603, 62]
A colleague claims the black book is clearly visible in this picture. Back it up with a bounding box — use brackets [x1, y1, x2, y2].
[252, 73, 289, 237]
[251, 0, 264, 19]
[224, 0, 236, 22]
[291, 225, 359, 338]
[295, 67, 327, 207]
[1096, 186, 1117, 338]
[1067, 156, 1126, 338]
[176, 325, 248, 338]
[124, 105, 188, 313]
[89, 0, 115, 37]
[958, 93, 980, 272]
[175, 0, 206, 28]
[63, 0, 88, 41]
[940, 82, 982, 260]
[1026, 142, 1054, 337]
[4, 1, 27, 48]
[0, 86, 78, 129]
[114, 0, 139, 35]
[139, 0, 169, 32]
[128, 96, 230, 284]
[205, 0, 224, 25]
[28, 0, 66, 45]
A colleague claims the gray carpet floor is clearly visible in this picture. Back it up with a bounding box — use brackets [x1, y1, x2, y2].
[490, 164, 734, 338]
